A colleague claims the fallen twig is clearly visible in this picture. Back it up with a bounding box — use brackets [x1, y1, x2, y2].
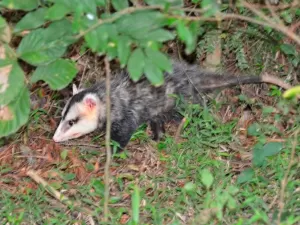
[26, 169, 95, 223]
[175, 118, 186, 144]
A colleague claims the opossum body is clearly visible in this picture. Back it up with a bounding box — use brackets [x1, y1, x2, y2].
[53, 59, 286, 150]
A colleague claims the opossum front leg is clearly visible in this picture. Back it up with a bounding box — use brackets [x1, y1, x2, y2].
[110, 116, 138, 151]
[149, 118, 166, 141]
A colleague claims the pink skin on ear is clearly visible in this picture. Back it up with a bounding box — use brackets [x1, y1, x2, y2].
[84, 97, 96, 110]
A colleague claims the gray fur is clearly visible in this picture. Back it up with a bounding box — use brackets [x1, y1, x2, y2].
[59, 59, 264, 150]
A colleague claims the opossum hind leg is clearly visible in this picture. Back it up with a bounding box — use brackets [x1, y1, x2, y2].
[150, 118, 166, 141]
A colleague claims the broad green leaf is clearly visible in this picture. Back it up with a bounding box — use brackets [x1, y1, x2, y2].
[185, 21, 199, 54]
[0, 87, 30, 138]
[252, 144, 265, 166]
[176, 21, 193, 47]
[53, 0, 97, 15]
[17, 20, 75, 66]
[280, 44, 296, 56]
[247, 123, 260, 136]
[132, 185, 140, 225]
[1, 0, 39, 11]
[116, 11, 165, 38]
[111, 0, 128, 11]
[145, 0, 183, 7]
[128, 48, 145, 81]
[117, 36, 132, 67]
[95, 0, 106, 6]
[200, 168, 214, 189]
[139, 29, 175, 42]
[14, 8, 47, 33]
[144, 58, 164, 86]
[31, 59, 77, 90]
[63, 173, 76, 181]
[92, 179, 105, 197]
[237, 168, 254, 184]
[253, 142, 283, 167]
[45, 3, 71, 21]
[76, 0, 97, 15]
[262, 142, 283, 157]
[84, 24, 118, 53]
[107, 41, 118, 60]
[0, 62, 25, 105]
[145, 47, 172, 73]
[0, 16, 11, 43]
[283, 85, 300, 99]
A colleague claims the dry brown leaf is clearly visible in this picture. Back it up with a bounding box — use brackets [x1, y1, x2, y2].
[119, 214, 130, 224]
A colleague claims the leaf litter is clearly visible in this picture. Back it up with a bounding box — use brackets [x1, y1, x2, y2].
[0, 39, 298, 223]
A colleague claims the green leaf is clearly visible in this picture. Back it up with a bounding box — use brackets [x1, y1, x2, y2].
[283, 85, 300, 99]
[84, 24, 118, 53]
[60, 150, 68, 160]
[45, 3, 71, 21]
[262, 142, 283, 157]
[95, 0, 106, 6]
[145, 47, 172, 73]
[227, 197, 237, 210]
[111, 0, 128, 11]
[247, 123, 260, 136]
[237, 168, 254, 184]
[117, 36, 132, 67]
[144, 58, 164, 86]
[0, 62, 25, 105]
[107, 41, 118, 60]
[116, 11, 165, 39]
[31, 59, 78, 90]
[0, 16, 11, 43]
[0, 87, 30, 138]
[280, 44, 296, 56]
[63, 173, 76, 181]
[14, 8, 47, 33]
[92, 179, 105, 197]
[145, 0, 183, 7]
[32, 60, 69, 83]
[140, 29, 175, 42]
[200, 168, 214, 189]
[183, 182, 196, 192]
[176, 21, 193, 46]
[17, 20, 75, 66]
[128, 48, 145, 81]
[132, 185, 140, 225]
[1, 0, 39, 11]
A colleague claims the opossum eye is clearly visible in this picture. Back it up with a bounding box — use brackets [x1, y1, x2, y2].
[68, 118, 79, 126]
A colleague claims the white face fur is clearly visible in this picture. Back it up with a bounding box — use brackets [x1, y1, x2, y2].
[53, 84, 102, 142]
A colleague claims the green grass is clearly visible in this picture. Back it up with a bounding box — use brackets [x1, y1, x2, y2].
[0, 98, 299, 225]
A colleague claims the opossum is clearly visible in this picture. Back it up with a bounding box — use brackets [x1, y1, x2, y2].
[53, 59, 289, 150]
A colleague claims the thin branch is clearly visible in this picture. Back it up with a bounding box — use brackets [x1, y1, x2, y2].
[75, 4, 300, 46]
[242, 1, 300, 45]
[103, 56, 112, 222]
[276, 129, 299, 224]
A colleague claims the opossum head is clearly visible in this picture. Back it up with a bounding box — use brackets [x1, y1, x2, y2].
[53, 84, 105, 142]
